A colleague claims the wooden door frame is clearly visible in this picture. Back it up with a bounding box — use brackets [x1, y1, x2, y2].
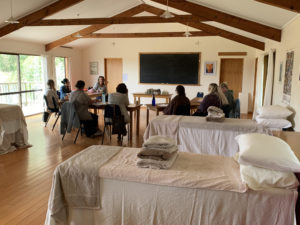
[220, 58, 244, 99]
[104, 58, 123, 92]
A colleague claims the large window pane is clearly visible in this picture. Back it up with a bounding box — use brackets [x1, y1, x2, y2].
[21, 91, 43, 116]
[19, 55, 43, 115]
[0, 54, 20, 105]
[0, 93, 19, 106]
[55, 57, 66, 89]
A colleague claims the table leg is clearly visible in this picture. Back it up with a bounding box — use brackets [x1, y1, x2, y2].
[129, 110, 133, 141]
[146, 107, 149, 126]
[136, 108, 140, 136]
[138, 97, 141, 105]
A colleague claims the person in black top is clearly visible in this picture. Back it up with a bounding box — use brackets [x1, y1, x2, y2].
[163, 85, 190, 115]
[193, 83, 228, 117]
[60, 78, 71, 100]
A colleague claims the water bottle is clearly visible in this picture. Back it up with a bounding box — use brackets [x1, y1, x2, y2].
[152, 94, 156, 106]
[102, 93, 106, 103]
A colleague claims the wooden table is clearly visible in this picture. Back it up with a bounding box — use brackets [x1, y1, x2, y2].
[86, 92, 102, 99]
[133, 93, 172, 105]
[90, 103, 141, 140]
[146, 102, 200, 126]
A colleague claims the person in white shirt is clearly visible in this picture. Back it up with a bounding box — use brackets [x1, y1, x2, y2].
[92, 76, 107, 94]
[108, 83, 130, 123]
[45, 79, 59, 110]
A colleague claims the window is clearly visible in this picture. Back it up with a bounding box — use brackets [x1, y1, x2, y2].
[55, 57, 68, 89]
[0, 53, 43, 116]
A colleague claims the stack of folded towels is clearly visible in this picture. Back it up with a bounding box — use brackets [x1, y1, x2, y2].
[137, 135, 178, 169]
[206, 106, 225, 122]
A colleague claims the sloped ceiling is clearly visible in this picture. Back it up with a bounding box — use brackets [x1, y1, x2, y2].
[0, 0, 298, 48]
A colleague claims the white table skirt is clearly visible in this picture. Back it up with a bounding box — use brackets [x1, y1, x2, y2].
[144, 115, 271, 156]
[0, 105, 29, 155]
[45, 178, 296, 225]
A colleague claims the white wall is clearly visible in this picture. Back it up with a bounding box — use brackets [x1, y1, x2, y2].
[81, 36, 256, 112]
[255, 15, 300, 131]
[0, 38, 82, 88]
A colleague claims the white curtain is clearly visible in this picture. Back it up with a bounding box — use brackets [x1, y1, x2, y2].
[263, 50, 275, 106]
[41, 55, 56, 93]
[252, 55, 264, 119]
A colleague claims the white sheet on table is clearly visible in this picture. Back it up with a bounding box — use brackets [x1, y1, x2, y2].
[46, 145, 122, 225]
[144, 115, 182, 143]
[144, 115, 271, 156]
[0, 119, 28, 154]
[59, 178, 297, 225]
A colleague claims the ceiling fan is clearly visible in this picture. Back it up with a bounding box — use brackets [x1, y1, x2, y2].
[5, 0, 19, 24]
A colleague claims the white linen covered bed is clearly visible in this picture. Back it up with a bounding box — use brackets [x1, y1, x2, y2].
[45, 145, 297, 225]
[144, 115, 271, 156]
[0, 104, 29, 154]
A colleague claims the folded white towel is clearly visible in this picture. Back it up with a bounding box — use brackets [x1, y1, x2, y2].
[143, 135, 176, 149]
[137, 152, 178, 169]
[137, 145, 178, 160]
[206, 106, 225, 122]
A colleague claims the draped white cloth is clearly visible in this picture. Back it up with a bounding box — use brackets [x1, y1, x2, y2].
[263, 50, 275, 106]
[252, 55, 264, 119]
[0, 104, 29, 154]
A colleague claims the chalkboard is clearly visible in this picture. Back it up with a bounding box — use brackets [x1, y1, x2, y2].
[139, 53, 200, 85]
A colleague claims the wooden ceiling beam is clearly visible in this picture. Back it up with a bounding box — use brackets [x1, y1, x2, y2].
[150, 0, 282, 41]
[0, 0, 85, 38]
[144, 4, 265, 50]
[255, 0, 300, 13]
[45, 4, 145, 51]
[84, 31, 214, 38]
[31, 15, 206, 26]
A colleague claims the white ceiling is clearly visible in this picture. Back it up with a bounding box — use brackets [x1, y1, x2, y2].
[0, 0, 298, 49]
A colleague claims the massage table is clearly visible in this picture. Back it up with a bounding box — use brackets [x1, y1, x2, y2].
[144, 115, 271, 156]
[45, 145, 297, 225]
[0, 104, 29, 154]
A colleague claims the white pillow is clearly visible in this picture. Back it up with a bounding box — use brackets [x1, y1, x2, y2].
[257, 105, 293, 119]
[236, 133, 300, 172]
[240, 164, 299, 191]
[256, 117, 292, 129]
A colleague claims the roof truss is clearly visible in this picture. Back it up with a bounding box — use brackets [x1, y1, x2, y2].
[150, 0, 281, 41]
[0, 0, 85, 38]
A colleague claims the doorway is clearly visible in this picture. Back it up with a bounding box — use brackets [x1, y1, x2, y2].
[104, 58, 123, 93]
[220, 58, 244, 99]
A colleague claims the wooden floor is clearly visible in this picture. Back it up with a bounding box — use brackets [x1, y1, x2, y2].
[0, 110, 292, 225]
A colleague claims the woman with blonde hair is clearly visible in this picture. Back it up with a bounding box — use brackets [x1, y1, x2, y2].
[193, 83, 228, 116]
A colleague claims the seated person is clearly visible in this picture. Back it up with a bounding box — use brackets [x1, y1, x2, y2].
[108, 83, 130, 124]
[163, 85, 190, 115]
[91, 76, 107, 94]
[220, 82, 235, 118]
[193, 83, 228, 117]
[45, 79, 60, 111]
[69, 80, 102, 137]
[59, 78, 71, 100]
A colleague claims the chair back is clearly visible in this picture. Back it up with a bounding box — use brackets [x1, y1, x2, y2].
[104, 104, 121, 122]
[52, 96, 59, 111]
[104, 104, 126, 135]
[175, 104, 190, 116]
[43, 95, 49, 109]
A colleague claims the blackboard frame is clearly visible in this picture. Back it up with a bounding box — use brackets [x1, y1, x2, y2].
[139, 52, 201, 86]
